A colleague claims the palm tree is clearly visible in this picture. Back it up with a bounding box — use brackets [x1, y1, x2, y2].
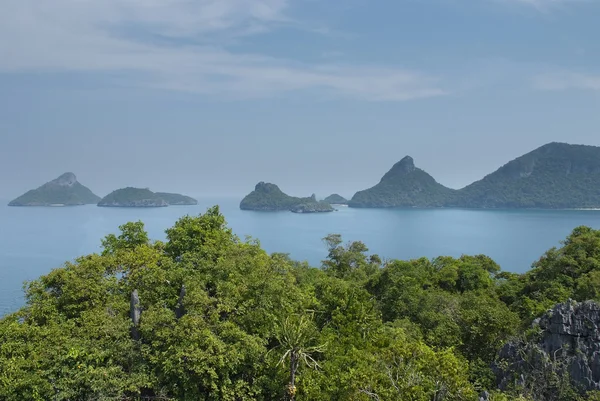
[272, 313, 325, 400]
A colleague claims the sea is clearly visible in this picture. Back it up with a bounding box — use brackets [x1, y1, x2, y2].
[2, 197, 600, 315]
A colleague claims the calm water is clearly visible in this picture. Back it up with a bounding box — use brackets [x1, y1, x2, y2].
[2, 197, 600, 315]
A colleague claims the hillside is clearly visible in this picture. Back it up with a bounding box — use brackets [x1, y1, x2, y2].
[155, 192, 198, 206]
[349, 156, 456, 208]
[98, 187, 168, 207]
[8, 172, 100, 206]
[239, 182, 329, 212]
[455, 142, 600, 208]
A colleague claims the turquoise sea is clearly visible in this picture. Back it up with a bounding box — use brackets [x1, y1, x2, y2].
[2, 197, 600, 315]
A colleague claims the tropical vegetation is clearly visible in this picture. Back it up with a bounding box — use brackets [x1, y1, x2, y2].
[2, 206, 600, 400]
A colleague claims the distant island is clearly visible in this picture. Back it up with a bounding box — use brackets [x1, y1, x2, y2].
[323, 194, 348, 205]
[8, 172, 100, 206]
[155, 192, 198, 206]
[97, 188, 197, 207]
[98, 188, 167, 207]
[349, 142, 600, 209]
[240, 182, 334, 213]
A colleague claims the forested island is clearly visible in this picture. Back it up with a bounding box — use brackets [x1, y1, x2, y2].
[349, 142, 600, 209]
[349, 156, 453, 208]
[240, 182, 334, 213]
[98, 188, 197, 207]
[98, 187, 169, 207]
[8, 172, 100, 206]
[2, 206, 600, 400]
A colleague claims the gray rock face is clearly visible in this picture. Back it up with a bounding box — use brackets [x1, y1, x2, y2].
[176, 285, 186, 319]
[495, 300, 600, 393]
[130, 290, 141, 340]
[55, 172, 77, 187]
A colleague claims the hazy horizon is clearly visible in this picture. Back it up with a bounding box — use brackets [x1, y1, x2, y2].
[1, 0, 599, 199]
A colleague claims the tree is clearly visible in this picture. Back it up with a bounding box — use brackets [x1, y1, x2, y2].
[101, 221, 149, 255]
[272, 314, 325, 400]
[164, 206, 236, 261]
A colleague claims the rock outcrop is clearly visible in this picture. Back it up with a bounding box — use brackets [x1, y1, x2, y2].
[494, 300, 600, 394]
[130, 289, 141, 340]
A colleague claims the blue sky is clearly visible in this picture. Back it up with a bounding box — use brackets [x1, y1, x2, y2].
[1, 0, 599, 199]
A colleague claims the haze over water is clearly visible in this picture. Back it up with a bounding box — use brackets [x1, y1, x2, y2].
[2, 198, 600, 315]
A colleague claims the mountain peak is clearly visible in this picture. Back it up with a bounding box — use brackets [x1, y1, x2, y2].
[350, 155, 453, 208]
[397, 156, 415, 172]
[380, 156, 416, 182]
[254, 182, 283, 193]
[53, 172, 78, 187]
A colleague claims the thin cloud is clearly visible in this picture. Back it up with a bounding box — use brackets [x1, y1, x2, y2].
[534, 72, 600, 91]
[500, 0, 588, 11]
[0, 0, 444, 101]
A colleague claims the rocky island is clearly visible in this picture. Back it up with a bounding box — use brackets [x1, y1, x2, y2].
[98, 188, 169, 208]
[240, 182, 333, 213]
[323, 194, 348, 205]
[155, 192, 198, 206]
[8, 172, 100, 206]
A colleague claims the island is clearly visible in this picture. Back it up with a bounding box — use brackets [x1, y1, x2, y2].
[155, 192, 198, 206]
[452, 142, 600, 209]
[98, 188, 168, 208]
[349, 142, 600, 209]
[240, 182, 333, 213]
[323, 194, 348, 205]
[348, 156, 455, 208]
[8, 172, 101, 206]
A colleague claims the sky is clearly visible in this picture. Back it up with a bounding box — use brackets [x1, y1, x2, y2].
[1, 0, 599, 199]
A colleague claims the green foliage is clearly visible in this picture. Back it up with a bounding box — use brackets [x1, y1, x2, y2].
[3, 208, 600, 400]
[504, 226, 600, 322]
[8, 172, 100, 206]
[164, 206, 236, 261]
[101, 221, 150, 256]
